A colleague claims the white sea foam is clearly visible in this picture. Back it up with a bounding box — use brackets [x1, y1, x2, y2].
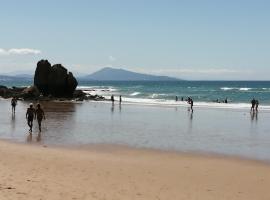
[100, 95, 270, 111]
[130, 92, 140, 96]
[150, 93, 167, 98]
[220, 87, 234, 91]
[239, 88, 252, 91]
[78, 85, 118, 96]
[221, 87, 253, 91]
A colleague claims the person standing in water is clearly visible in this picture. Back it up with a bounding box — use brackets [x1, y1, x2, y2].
[251, 98, 256, 112]
[119, 95, 122, 104]
[11, 97, 17, 113]
[26, 103, 35, 132]
[175, 96, 178, 102]
[35, 103, 45, 132]
[111, 95, 115, 104]
[188, 98, 194, 112]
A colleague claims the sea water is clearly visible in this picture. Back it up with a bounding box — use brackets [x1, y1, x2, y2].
[2, 80, 270, 106]
[77, 81, 270, 110]
[1, 80, 270, 161]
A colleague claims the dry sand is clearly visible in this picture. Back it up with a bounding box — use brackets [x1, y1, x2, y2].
[0, 140, 270, 200]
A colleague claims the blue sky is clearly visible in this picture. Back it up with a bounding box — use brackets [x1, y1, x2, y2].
[0, 0, 269, 80]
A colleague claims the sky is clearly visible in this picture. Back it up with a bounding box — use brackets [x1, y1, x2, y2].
[0, 0, 270, 80]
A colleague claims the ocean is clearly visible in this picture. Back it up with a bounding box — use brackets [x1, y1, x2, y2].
[1, 80, 270, 161]
[2, 79, 270, 109]
[78, 80, 270, 109]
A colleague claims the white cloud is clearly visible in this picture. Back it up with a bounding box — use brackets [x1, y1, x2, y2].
[108, 55, 116, 62]
[0, 48, 41, 56]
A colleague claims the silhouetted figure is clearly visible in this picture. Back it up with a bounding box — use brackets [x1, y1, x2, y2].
[11, 97, 17, 113]
[224, 98, 228, 103]
[175, 96, 178, 101]
[188, 98, 194, 112]
[119, 95, 122, 104]
[251, 98, 256, 112]
[35, 103, 45, 132]
[26, 103, 35, 133]
[255, 99, 259, 112]
[181, 97, 184, 101]
[111, 95, 115, 104]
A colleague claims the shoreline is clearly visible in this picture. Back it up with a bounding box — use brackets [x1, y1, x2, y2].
[1, 139, 270, 199]
[1, 96, 270, 112]
[0, 99, 269, 161]
[3, 137, 270, 166]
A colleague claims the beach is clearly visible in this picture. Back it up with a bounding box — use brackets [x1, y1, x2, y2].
[1, 98, 270, 199]
[0, 140, 270, 200]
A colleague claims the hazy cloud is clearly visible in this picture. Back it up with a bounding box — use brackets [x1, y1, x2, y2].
[150, 68, 252, 75]
[108, 55, 116, 62]
[0, 48, 41, 56]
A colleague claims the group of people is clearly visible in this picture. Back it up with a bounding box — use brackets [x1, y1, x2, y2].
[251, 98, 259, 112]
[111, 95, 122, 104]
[11, 97, 45, 133]
[175, 96, 194, 112]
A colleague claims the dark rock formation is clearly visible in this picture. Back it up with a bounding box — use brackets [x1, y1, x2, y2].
[0, 86, 105, 102]
[21, 86, 40, 99]
[34, 60, 51, 96]
[34, 60, 78, 97]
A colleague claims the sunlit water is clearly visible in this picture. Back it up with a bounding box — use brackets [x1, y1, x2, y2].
[0, 99, 270, 161]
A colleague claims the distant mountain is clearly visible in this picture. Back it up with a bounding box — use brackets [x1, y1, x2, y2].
[80, 67, 181, 81]
[0, 74, 32, 83]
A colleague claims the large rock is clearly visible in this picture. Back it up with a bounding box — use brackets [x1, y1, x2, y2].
[34, 60, 51, 96]
[34, 60, 78, 97]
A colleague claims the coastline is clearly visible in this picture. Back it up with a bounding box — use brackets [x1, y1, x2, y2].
[1, 140, 270, 200]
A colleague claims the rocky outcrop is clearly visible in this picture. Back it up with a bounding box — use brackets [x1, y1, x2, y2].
[0, 60, 105, 101]
[34, 60, 78, 97]
[34, 60, 51, 96]
[21, 86, 40, 99]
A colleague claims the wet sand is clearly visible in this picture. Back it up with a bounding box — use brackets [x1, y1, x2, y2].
[1, 99, 270, 161]
[0, 140, 270, 200]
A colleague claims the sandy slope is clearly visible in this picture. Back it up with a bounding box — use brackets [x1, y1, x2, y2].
[0, 140, 270, 200]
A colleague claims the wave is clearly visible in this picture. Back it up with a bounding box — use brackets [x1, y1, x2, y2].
[220, 87, 235, 91]
[150, 93, 167, 98]
[130, 92, 141, 96]
[100, 95, 270, 111]
[78, 85, 118, 96]
[239, 88, 252, 91]
[221, 87, 252, 91]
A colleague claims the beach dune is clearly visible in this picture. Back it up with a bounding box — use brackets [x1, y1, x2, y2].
[0, 140, 270, 200]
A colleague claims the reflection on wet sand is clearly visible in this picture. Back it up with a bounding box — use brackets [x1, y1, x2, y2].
[26, 132, 32, 143]
[1, 99, 270, 161]
[37, 132, 41, 142]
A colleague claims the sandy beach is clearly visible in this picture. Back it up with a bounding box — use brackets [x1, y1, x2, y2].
[0, 140, 269, 200]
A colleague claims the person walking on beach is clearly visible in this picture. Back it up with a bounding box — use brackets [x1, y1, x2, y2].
[35, 103, 45, 132]
[26, 103, 35, 133]
[11, 97, 17, 113]
[255, 99, 259, 112]
[111, 95, 115, 104]
[188, 98, 194, 112]
[175, 96, 178, 101]
[251, 98, 256, 112]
